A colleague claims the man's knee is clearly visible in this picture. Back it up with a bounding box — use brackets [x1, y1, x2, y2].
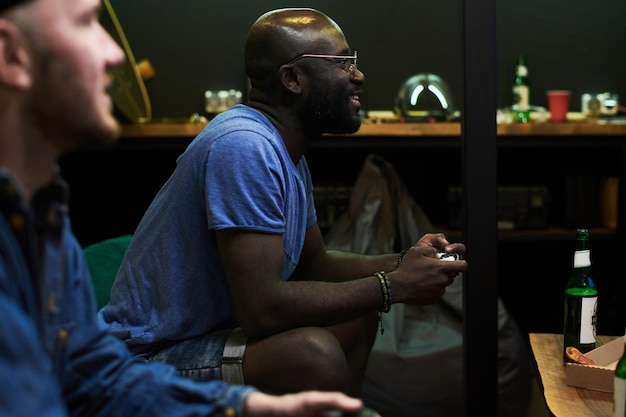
[245, 326, 350, 393]
[294, 327, 350, 388]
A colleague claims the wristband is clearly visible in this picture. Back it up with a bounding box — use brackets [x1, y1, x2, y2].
[397, 248, 409, 267]
[374, 271, 392, 335]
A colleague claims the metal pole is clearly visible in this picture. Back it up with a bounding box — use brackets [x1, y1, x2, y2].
[461, 0, 499, 414]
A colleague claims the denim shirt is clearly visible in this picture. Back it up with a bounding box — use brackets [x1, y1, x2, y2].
[0, 169, 255, 417]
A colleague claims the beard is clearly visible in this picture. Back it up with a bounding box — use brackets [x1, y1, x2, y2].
[298, 77, 361, 135]
[26, 45, 120, 154]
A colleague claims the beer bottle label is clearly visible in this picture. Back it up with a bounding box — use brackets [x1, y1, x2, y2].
[579, 296, 597, 344]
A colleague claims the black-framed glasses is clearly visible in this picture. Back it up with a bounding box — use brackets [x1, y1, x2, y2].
[286, 51, 358, 79]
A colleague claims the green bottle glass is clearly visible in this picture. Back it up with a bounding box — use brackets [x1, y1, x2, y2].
[563, 229, 598, 363]
[512, 53, 530, 123]
[615, 331, 626, 417]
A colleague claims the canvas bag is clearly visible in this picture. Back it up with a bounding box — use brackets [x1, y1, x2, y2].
[323, 154, 531, 417]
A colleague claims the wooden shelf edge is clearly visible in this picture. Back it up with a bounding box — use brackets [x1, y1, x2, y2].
[119, 120, 626, 139]
[436, 226, 618, 242]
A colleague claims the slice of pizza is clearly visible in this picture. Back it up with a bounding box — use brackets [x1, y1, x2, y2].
[565, 346, 596, 365]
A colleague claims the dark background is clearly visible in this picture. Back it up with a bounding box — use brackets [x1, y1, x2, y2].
[109, 0, 625, 120]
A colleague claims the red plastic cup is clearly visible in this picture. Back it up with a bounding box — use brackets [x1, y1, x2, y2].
[547, 90, 570, 123]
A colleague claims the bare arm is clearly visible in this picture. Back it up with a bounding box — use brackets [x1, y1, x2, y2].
[216, 227, 383, 338]
[290, 224, 399, 283]
[216, 224, 467, 338]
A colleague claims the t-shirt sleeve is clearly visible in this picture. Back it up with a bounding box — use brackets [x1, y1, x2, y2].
[206, 132, 286, 233]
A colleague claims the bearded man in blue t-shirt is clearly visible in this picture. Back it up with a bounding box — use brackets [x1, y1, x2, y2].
[101, 7, 467, 396]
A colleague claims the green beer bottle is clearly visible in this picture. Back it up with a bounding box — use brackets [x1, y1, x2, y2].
[615, 330, 626, 417]
[563, 229, 598, 363]
[512, 53, 530, 123]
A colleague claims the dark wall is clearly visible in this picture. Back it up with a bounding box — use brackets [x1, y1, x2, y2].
[109, 0, 624, 120]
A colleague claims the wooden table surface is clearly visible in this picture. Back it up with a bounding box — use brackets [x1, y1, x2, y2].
[529, 333, 618, 416]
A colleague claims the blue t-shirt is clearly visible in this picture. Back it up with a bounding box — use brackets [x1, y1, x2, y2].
[100, 105, 317, 348]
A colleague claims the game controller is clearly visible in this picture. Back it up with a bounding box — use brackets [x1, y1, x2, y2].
[437, 252, 460, 261]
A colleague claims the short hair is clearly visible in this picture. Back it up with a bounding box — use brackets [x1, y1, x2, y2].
[0, 0, 32, 14]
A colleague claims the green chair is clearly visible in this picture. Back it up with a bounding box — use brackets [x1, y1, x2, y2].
[83, 234, 132, 310]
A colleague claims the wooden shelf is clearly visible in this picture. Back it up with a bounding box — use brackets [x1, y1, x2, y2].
[438, 226, 619, 242]
[120, 120, 626, 139]
[496, 121, 626, 136]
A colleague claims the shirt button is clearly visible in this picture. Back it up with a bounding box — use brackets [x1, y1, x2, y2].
[48, 294, 59, 313]
[224, 408, 235, 417]
[58, 328, 69, 342]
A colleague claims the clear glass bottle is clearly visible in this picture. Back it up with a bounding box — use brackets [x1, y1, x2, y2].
[563, 228, 598, 363]
[615, 330, 626, 417]
[512, 53, 530, 123]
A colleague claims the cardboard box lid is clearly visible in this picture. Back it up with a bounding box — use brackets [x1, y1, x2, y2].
[565, 336, 624, 393]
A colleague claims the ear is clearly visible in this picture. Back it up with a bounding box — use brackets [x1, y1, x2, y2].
[279, 64, 303, 94]
[0, 19, 32, 89]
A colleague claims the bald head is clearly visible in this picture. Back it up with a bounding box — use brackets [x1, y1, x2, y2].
[245, 8, 348, 83]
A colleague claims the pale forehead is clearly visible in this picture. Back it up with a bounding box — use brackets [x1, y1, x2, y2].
[25, 0, 100, 20]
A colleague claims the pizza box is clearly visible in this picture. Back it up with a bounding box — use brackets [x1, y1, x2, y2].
[565, 336, 624, 393]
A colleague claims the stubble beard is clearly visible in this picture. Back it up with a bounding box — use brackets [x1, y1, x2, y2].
[27, 50, 120, 154]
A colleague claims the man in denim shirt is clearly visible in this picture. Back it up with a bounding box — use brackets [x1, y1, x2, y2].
[0, 0, 367, 415]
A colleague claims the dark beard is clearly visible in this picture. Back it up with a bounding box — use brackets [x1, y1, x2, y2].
[298, 79, 361, 135]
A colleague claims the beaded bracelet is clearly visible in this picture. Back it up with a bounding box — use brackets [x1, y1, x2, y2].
[397, 248, 409, 268]
[374, 271, 392, 312]
[374, 271, 392, 335]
